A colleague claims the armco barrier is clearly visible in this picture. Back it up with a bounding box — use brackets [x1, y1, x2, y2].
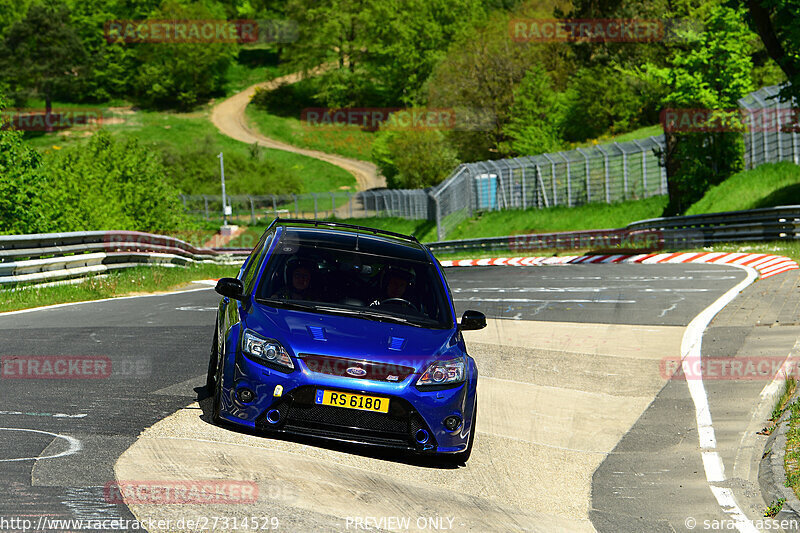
[3, 206, 799, 286]
[427, 206, 800, 255]
[0, 231, 248, 286]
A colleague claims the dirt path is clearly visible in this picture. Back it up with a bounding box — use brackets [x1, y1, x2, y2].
[210, 68, 385, 192]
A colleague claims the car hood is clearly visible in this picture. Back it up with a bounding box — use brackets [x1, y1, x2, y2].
[245, 302, 457, 371]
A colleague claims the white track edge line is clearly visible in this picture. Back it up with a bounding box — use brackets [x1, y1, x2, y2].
[680, 263, 760, 532]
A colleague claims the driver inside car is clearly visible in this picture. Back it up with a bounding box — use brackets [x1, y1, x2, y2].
[272, 259, 315, 300]
[370, 267, 414, 308]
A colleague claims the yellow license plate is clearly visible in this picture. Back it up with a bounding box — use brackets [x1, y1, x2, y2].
[315, 390, 389, 413]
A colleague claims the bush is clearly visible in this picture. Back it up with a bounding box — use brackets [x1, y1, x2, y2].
[251, 78, 322, 117]
[37, 131, 185, 232]
[561, 65, 661, 143]
[372, 127, 459, 189]
[0, 96, 48, 234]
[158, 136, 304, 195]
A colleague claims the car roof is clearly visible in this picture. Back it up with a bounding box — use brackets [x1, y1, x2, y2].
[267, 219, 430, 263]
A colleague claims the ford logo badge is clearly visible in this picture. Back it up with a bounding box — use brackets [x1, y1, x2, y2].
[346, 366, 367, 377]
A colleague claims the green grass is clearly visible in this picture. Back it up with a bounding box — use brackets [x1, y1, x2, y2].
[0, 264, 240, 313]
[244, 73, 377, 161]
[25, 106, 356, 196]
[246, 104, 376, 161]
[686, 162, 800, 215]
[442, 196, 668, 241]
[784, 399, 800, 499]
[567, 124, 663, 150]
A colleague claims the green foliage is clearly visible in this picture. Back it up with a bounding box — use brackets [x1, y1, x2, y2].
[561, 65, 665, 143]
[127, 1, 238, 110]
[0, 0, 87, 110]
[158, 135, 304, 195]
[0, 0, 31, 36]
[0, 96, 48, 234]
[251, 77, 322, 117]
[37, 131, 184, 233]
[284, 0, 484, 107]
[366, 0, 484, 105]
[372, 127, 459, 189]
[651, 5, 755, 215]
[502, 66, 566, 156]
[426, 7, 572, 161]
[62, 0, 136, 102]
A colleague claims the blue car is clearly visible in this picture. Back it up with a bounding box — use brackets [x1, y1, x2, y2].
[207, 219, 486, 464]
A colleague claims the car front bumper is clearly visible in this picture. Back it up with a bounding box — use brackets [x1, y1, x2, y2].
[217, 353, 477, 454]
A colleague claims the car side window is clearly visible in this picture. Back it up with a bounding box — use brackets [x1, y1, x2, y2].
[242, 232, 273, 295]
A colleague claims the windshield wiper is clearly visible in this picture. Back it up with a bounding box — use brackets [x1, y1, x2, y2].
[257, 299, 435, 328]
[256, 298, 317, 312]
[314, 306, 425, 327]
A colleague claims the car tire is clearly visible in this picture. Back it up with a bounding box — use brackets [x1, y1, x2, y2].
[206, 328, 219, 394]
[208, 329, 224, 424]
[441, 395, 477, 467]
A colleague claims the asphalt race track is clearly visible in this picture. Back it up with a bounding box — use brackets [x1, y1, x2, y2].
[4, 262, 792, 532]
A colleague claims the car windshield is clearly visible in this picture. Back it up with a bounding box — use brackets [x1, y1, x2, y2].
[255, 232, 452, 329]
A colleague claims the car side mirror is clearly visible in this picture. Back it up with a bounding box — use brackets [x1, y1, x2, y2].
[460, 310, 486, 331]
[215, 278, 244, 301]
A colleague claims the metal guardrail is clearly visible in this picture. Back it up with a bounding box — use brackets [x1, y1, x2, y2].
[3, 206, 799, 286]
[426, 206, 800, 255]
[0, 231, 248, 286]
[625, 205, 800, 244]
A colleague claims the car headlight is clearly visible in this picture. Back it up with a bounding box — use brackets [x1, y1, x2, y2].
[416, 357, 465, 387]
[242, 329, 294, 371]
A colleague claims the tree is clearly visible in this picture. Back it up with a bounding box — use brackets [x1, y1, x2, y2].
[366, 0, 484, 105]
[62, 0, 136, 102]
[502, 66, 566, 156]
[745, 0, 800, 104]
[651, 5, 755, 215]
[0, 0, 86, 122]
[372, 127, 459, 189]
[426, 9, 571, 161]
[128, 1, 238, 110]
[284, 0, 483, 107]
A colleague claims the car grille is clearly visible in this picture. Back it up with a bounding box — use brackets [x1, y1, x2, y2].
[255, 385, 433, 450]
[299, 354, 415, 383]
